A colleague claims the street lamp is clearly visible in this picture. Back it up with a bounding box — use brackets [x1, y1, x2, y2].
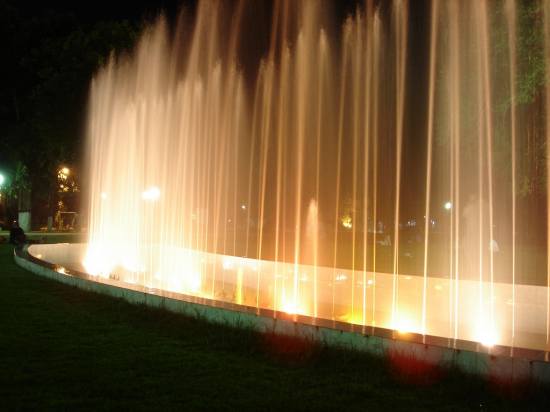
[444, 201, 452, 211]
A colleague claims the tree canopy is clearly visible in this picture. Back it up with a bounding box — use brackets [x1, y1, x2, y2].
[0, 0, 144, 222]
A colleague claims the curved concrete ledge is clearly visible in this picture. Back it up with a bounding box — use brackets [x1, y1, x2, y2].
[14, 246, 550, 384]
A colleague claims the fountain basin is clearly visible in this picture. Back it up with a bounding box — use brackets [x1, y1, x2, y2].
[14, 242, 550, 383]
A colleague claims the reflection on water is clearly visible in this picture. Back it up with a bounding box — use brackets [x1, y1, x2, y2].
[30, 243, 550, 351]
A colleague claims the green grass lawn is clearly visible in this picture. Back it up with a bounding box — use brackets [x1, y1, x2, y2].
[1, 243, 549, 410]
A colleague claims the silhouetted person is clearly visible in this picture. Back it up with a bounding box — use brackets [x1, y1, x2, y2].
[9, 221, 26, 247]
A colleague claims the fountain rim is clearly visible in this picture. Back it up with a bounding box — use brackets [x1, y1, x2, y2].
[14, 243, 550, 364]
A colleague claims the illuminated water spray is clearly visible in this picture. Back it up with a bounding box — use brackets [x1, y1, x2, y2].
[84, 0, 550, 351]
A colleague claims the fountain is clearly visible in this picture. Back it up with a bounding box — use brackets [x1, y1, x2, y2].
[16, 0, 550, 381]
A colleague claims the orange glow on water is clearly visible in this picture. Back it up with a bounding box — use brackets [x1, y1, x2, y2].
[393, 316, 420, 335]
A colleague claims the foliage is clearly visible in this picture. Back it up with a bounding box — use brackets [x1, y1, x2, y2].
[2, 161, 30, 198]
[515, 0, 546, 105]
[434, 0, 549, 200]
[0, 1, 141, 220]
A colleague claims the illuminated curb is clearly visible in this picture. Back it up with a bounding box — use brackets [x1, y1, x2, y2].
[14, 246, 550, 383]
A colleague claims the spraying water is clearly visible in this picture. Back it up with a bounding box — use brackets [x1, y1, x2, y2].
[83, 0, 550, 351]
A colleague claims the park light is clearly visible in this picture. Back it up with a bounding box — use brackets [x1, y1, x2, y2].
[341, 214, 352, 229]
[58, 166, 70, 181]
[393, 315, 419, 335]
[142, 186, 161, 201]
[444, 201, 452, 210]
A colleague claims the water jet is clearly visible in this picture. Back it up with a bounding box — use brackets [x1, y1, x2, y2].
[15, 0, 550, 382]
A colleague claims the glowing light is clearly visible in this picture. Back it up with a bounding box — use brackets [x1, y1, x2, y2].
[56, 266, 66, 274]
[335, 273, 348, 281]
[222, 258, 234, 270]
[367, 279, 374, 286]
[240, 204, 247, 210]
[165, 266, 201, 294]
[0, 173, 5, 186]
[83, 246, 113, 278]
[475, 322, 499, 348]
[142, 186, 161, 201]
[236, 267, 244, 304]
[477, 330, 498, 348]
[58, 167, 70, 181]
[348, 314, 365, 325]
[187, 272, 201, 292]
[341, 215, 352, 229]
[444, 201, 452, 210]
[100, 192, 108, 200]
[393, 316, 419, 334]
[281, 301, 303, 315]
[171, 253, 202, 293]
